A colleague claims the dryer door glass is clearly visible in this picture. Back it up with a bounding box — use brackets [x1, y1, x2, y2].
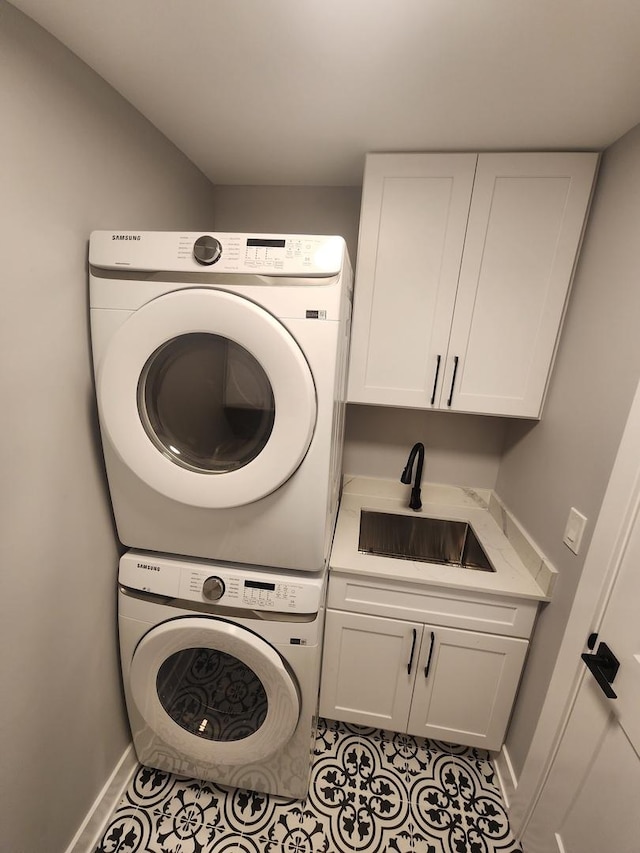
[138, 333, 275, 474]
[156, 646, 268, 742]
[98, 288, 317, 508]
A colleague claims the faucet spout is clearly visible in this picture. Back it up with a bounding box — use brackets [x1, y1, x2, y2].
[400, 442, 425, 511]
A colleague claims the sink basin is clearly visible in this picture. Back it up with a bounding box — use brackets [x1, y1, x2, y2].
[358, 510, 495, 572]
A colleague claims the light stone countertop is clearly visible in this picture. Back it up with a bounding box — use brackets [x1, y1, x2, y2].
[331, 476, 553, 602]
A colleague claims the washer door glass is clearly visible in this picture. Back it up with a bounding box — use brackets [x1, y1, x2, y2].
[139, 334, 275, 474]
[156, 646, 268, 742]
[129, 616, 300, 766]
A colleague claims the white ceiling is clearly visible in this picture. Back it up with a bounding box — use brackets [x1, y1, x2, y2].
[10, 0, 640, 186]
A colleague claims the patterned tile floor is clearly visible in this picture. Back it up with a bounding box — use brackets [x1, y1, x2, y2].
[95, 719, 523, 853]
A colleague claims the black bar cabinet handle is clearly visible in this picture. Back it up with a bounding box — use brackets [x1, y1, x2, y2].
[407, 628, 418, 675]
[430, 355, 442, 405]
[447, 356, 459, 407]
[424, 631, 436, 679]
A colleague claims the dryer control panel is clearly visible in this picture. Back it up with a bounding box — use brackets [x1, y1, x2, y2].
[119, 550, 325, 614]
[89, 231, 345, 277]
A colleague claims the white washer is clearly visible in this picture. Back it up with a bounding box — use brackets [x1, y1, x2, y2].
[118, 549, 326, 798]
[90, 231, 352, 571]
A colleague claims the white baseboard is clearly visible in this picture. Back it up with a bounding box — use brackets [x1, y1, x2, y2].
[494, 743, 518, 810]
[64, 744, 137, 853]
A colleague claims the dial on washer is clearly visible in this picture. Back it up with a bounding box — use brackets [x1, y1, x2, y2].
[202, 576, 225, 601]
[193, 235, 222, 266]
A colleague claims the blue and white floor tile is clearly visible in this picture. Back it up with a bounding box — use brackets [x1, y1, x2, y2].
[96, 719, 522, 853]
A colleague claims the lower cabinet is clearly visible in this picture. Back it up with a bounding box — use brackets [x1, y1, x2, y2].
[319, 608, 529, 751]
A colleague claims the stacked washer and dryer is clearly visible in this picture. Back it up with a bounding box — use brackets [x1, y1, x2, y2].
[89, 231, 352, 797]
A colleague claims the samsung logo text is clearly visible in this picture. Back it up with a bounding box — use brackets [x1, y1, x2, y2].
[137, 562, 161, 572]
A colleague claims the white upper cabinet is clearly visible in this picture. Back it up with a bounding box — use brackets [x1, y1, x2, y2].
[348, 153, 477, 410]
[348, 151, 599, 418]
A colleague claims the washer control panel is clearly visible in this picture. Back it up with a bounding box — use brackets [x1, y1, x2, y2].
[119, 551, 325, 614]
[190, 570, 311, 611]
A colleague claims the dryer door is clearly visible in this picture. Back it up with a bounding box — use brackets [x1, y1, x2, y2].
[97, 289, 316, 508]
[129, 616, 300, 766]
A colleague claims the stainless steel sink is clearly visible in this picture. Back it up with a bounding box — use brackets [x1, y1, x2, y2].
[358, 510, 495, 572]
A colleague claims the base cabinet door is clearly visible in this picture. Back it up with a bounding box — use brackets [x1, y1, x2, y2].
[320, 609, 529, 751]
[319, 609, 421, 731]
[407, 625, 529, 751]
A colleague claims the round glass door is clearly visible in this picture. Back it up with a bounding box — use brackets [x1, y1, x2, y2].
[129, 617, 300, 765]
[138, 333, 275, 475]
[156, 646, 268, 742]
[97, 289, 317, 508]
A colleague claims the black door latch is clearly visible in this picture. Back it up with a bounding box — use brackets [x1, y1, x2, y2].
[581, 638, 620, 699]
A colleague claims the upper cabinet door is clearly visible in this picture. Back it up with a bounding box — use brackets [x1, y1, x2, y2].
[348, 151, 598, 418]
[348, 153, 477, 408]
[444, 153, 599, 417]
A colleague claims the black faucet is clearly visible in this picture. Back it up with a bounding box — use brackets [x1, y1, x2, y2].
[400, 442, 425, 511]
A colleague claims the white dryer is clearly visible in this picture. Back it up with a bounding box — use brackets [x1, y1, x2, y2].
[89, 232, 352, 571]
[118, 550, 326, 798]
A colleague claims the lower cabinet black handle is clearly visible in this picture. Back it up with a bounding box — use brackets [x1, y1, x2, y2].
[447, 356, 459, 407]
[581, 641, 620, 699]
[424, 631, 435, 679]
[407, 628, 417, 675]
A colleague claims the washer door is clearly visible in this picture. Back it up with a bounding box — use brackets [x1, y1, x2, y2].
[129, 617, 300, 766]
[97, 289, 316, 508]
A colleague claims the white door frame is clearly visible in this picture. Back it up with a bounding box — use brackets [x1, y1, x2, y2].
[507, 376, 640, 836]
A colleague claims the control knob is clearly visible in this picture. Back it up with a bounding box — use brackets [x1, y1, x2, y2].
[193, 235, 222, 266]
[202, 576, 225, 601]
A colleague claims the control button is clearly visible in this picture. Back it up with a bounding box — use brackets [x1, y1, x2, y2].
[193, 235, 222, 266]
[202, 576, 225, 601]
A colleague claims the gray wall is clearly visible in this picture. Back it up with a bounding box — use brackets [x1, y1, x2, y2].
[496, 123, 640, 776]
[0, 5, 216, 851]
[344, 406, 506, 489]
[212, 184, 362, 265]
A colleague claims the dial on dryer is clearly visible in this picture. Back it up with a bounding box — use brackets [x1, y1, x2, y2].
[193, 235, 222, 266]
[203, 576, 226, 601]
